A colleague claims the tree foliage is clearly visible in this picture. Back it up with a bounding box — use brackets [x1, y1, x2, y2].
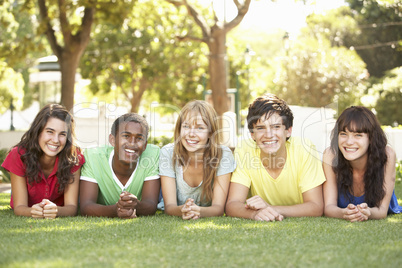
[0, 0, 50, 110]
[344, 0, 402, 78]
[9, 0, 138, 111]
[165, 0, 251, 116]
[274, 35, 367, 112]
[80, 0, 208, 112]
[303, 2, 401, 122]
[0, 62, 25, 114]
[363, 67, 402, 125]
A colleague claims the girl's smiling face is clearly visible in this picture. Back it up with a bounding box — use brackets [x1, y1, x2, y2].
[338, 128, 369, 163]
[38, 117, 68, 158]
[180, 112, 210, 155]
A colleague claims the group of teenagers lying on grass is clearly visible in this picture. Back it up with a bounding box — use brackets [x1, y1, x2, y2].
[2, 93, 401, 222]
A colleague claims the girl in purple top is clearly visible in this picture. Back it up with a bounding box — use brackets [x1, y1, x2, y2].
[2, 104, 84, 218]
[323, 106, 401, 222]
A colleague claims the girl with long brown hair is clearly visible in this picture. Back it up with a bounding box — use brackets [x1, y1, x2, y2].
[323, 106, 401, 222]
[2, 104, 85, 218]
[159, 100, 235, 219]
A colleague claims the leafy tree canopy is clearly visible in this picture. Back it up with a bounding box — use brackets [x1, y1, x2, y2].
[362, 67, 402, 125]
[0, 62, 25, 114]
[80, 0, 208, 112]
[345, 0, 402, 77]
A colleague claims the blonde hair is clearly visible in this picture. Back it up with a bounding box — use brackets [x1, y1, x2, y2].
[173, 100, 222, 204]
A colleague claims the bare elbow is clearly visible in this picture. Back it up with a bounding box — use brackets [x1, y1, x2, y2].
[13, 209, 25, 217]
[375, 210, 388, 220]
[79, 203, 90, 216]
[224, 201, 235, 217]
[13, 206, 28, 217]
[312, 202, 324, 217]
[163, 205, 175, 216]
[214, 205, 225, 217]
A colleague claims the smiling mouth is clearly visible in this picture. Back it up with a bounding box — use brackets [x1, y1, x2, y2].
[125, 149, 137, 154]
[186, 140, 198, 145]
[344, 147, 358, 152]
[47, 144, 59, 151]
[263, 141, 277, 145]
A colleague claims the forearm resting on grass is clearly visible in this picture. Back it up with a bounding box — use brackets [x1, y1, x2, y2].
[225, 188, 283, 221]
[79, 180, 119, 217]
[226, 198, 283, 221]
[14, 199, 77, 219]
[272, 186, 324, 218]
[133, 179, 160, 216]
[11, 172, 79, 218]
[132, 197, 158, 216]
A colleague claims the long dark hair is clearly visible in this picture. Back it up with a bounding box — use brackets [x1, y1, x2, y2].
[173, 100, 222, 204]
[16, 104, 81, 192]
[330, 106, 387, 207]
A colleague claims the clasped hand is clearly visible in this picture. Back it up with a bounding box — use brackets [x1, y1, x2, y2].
[343, 203, 371, 222]
[245, 195, 284, 222]
[31, 199, 58, 219]
[181, 198, 201, 220]
[116, 191, 138, 219]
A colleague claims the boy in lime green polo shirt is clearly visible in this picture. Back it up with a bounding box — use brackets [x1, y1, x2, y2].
[80, 113, 160, 218]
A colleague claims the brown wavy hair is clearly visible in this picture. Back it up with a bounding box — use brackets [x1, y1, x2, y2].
[173, 100, 222, 204]
[330, 106, 387, 207]
[16, 104, 81, 192]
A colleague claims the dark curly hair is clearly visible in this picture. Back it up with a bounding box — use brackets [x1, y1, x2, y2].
[330, 106, 387, 207]
[16, 104, 81, 192]
[247, 93, 294, 140]
[111, 113, 149, 139]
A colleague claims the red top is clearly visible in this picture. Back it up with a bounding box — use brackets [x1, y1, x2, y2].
[1, 147, 85, 209]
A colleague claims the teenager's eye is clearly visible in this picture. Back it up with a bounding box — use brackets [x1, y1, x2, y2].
[339, 132, 347, 136]
[122, 134, 130, 138]
[356, 134, 363, 137]
[182, 124, 189, 129]
[273, 125, 281, 129]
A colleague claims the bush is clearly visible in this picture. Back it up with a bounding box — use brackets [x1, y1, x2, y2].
[148, 136, 174, 148]
[0, 149, 10, 183]
[396, 159, 402, 182]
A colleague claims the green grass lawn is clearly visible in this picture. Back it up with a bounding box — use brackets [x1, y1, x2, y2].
[1, 181, 401, 268]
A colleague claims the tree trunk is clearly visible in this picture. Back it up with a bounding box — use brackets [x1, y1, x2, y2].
[208, 29, 228, 117]
[37, 0, 94, 111]
[59, 52, 80, 111]
[130, 78, 150, 113]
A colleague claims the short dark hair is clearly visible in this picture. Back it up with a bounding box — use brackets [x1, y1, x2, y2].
[247, 93, 294, 132]
[111, 113, 149, 138]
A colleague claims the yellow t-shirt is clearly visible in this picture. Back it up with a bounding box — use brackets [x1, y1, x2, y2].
[231, 137, 325, 206]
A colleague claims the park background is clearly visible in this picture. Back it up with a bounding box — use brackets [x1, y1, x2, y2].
[0, 0, 401, 267]
[0, 0, 401, 175]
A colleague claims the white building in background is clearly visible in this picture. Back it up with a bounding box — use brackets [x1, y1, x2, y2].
[1, 103, 401, 160]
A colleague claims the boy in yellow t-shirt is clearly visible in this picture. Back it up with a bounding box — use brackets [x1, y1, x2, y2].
[225, 94, 325, 221]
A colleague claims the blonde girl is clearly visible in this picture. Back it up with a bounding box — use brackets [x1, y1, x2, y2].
[159, 100, 235, 219]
